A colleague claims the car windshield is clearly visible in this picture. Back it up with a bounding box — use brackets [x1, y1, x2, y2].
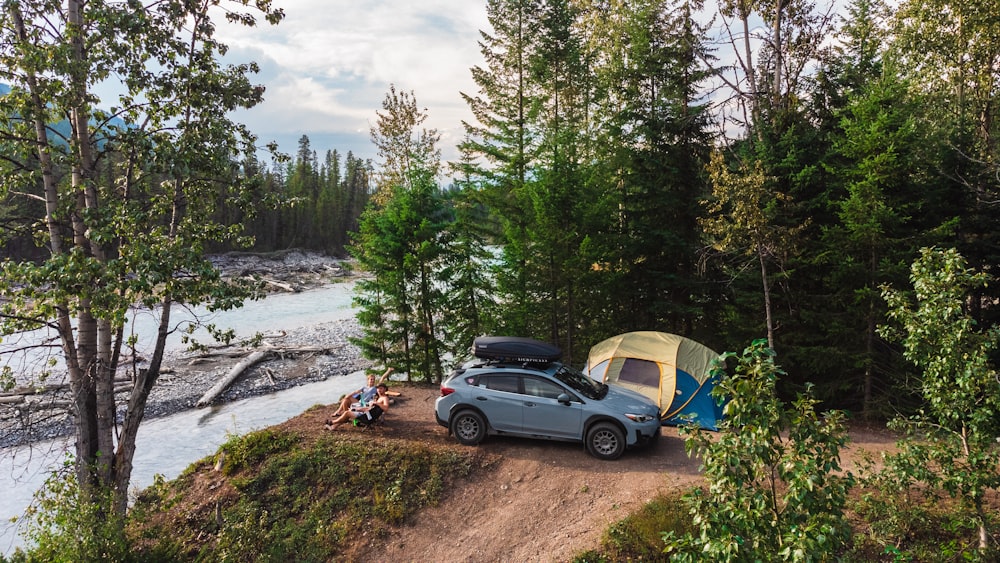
[553, 365, 607, 400]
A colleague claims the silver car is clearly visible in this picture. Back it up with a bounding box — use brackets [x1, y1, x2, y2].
[435, 339, 661, 460]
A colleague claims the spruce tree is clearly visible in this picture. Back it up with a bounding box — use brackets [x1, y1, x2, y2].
[352, 89, 448, 382]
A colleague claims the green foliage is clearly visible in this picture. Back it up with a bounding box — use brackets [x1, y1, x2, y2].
[457, 0, 716, 360]
[701, 152, 809, 350]
[0, 0, 284, 543]
[351, 88, 449, 383]
[664, 339, 855, 562]
[571, 490, 694, 562]
[217, 428, 300, 474]
[876, 247, 1000, 554]
[11, 455, 130, 563]
[129, 427, 480, 562]
[433, 186, 500, 365]
[848, 451, 998, 561]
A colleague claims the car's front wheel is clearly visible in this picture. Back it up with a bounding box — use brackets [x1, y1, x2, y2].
[586, 422, 625, 460]
[451, 410, 487, 445]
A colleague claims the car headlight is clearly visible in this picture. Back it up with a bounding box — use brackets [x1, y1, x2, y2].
[625, 413, 656, 423]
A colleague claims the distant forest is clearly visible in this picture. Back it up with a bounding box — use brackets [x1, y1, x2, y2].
[239, 137, 374, 256]
[0, 133, 372, 259]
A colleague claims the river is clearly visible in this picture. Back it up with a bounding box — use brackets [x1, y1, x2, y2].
[0, 282, 364, 556]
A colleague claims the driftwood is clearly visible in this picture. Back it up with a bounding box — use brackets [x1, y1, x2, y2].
[262, 278, 298, 292]
[0, 343, 335, 408]
[193, 344, 337, 407]
[196, 349, 272, 407]
[0, 375, 132, 401]
[187, 351, 247, 365]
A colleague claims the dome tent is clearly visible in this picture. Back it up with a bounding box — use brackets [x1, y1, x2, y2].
[585, 331, 724, 430]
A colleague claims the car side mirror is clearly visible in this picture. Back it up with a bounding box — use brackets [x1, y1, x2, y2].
[557, 393, 572, 405]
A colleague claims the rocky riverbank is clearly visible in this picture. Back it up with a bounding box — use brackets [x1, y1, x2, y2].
[0, 251, 374, 449]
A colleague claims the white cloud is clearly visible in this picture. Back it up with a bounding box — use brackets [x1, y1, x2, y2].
[214, 0, 488, 165]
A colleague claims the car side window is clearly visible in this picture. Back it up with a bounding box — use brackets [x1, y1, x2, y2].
[482, 374, 520, 394]
[523, 376, 566, 400]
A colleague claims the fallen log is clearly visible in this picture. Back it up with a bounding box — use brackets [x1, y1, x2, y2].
[21, 399, 73, 411]
[186, 345, 329, 364]
[195, 350, 272, 407]
[262, 278, 298, 292]
[0, 375, 132, 399]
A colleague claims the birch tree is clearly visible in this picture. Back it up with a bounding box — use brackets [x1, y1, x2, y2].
[0, 0, 283, 540]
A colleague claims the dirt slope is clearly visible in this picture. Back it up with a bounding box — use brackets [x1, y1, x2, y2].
[279, 384, 899, 563]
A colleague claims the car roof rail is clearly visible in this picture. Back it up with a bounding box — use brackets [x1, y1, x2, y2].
[474, 359, 554, 371]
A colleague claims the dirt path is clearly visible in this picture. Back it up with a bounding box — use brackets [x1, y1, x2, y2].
[282, 384, 899, 563]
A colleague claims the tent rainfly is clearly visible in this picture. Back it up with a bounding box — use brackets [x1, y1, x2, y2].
[585, 331, 724, 430]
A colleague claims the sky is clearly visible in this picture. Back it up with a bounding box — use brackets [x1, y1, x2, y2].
[212, 1, 490, 167]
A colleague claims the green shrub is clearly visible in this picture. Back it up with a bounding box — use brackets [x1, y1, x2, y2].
[11, 455, 131, 563]
[877, 248, 1000, 557]
[600, 491, 692, 561]
[663, 339, 855, 562]
[218, 428, 299, 474]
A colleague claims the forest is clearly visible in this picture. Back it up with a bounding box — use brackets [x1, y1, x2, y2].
[346, 0, 1000, 423]
[2, 0, 998, 418]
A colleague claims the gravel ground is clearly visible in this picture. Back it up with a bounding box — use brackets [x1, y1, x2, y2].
[0, 252, 374, 449]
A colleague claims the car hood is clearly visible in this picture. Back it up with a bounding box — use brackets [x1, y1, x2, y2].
[601, 384, 660, 415]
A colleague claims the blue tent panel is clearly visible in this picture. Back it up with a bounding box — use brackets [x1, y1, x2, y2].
[661, 369, 724, 431]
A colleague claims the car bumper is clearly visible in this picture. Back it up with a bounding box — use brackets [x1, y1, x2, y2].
[629, 419, 662, 447]
[434, 398, 450, 428]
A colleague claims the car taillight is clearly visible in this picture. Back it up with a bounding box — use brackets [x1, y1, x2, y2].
[440, 386, 455, 397]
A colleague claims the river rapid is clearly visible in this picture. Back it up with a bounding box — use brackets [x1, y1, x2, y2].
[1, 281, 369, 556]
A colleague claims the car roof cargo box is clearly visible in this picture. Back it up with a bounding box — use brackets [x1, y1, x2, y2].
[473, 336, 562, 363]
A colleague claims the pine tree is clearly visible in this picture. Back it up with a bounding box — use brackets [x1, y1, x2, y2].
[578, 0, 715, 338]
[458, 0, 543, 337]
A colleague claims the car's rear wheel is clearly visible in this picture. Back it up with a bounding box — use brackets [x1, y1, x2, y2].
[451, 410, 486, 445]
[586, 422, 625, 460]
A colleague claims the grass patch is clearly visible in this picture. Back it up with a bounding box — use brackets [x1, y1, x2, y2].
[572, 482, 1000, 563]
[127, 428, 484, 562]
[843, 483, 1000, 562]
[572, 489, 693, 563]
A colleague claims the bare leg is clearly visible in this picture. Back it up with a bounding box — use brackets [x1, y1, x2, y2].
[331, 395, 355, 417]
[325, 410, 354, 430]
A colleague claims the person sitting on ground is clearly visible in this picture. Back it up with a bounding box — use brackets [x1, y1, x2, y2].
[325, 384, 390, 430]
[331, 367, 393, 417]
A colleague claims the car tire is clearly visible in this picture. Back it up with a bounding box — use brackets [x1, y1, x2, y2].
[451, 410, 486, 446]
[586, 422, 625, 460]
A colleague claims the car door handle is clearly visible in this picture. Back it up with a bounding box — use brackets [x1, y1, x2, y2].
[524, 402, 536, 407]
[475, 396, 488, 401]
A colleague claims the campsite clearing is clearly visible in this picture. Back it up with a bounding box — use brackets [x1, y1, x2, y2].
[267, 384, 900, 562]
